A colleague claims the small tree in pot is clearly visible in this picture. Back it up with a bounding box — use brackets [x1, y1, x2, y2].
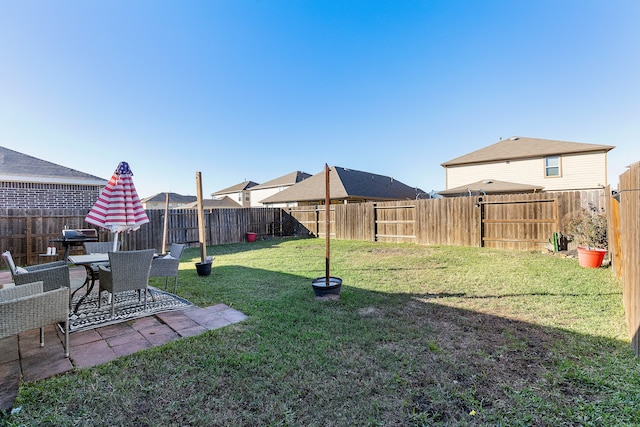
[565, 210, 608, 268]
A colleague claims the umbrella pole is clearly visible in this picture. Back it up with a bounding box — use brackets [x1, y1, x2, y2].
[113, 233, 119, 252]
[325, 164, 330, 286]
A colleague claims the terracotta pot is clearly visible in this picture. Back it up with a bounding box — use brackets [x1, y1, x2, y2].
[246, 232, 257, 243]
[577, 246, 607, 268]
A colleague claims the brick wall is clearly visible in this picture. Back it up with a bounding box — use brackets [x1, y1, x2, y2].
[0, 181, 102, 210]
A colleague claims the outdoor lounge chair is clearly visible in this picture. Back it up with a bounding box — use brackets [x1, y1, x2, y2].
[0, 280, 70, 357]
[150, 243, 186, 293]
[2, 250, 72, 292]
[98, 249, 155, 318]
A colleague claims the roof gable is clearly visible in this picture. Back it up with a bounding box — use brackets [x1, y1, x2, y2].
[441, 136, 615, 167]
[251, 171, 312, 190]
[0, 146, 107, 185]
[140, 192, 197, 204]
[181, 196, 242, 209]
[212, 180, 259, 196]
[261, 166, 423, 204]
[438, 179, 543, 196]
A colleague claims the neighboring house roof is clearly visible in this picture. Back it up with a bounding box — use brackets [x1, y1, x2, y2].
[140, 192, 197, 204]
[212, 180, 259, 196]
[181, 196, 242, 209]
[441, 136, 615, 167]
[438, 179, 544, 196]
[0, 146, 107, 185]
[250, 171, 312, 190]
[261, 166, 424, 204]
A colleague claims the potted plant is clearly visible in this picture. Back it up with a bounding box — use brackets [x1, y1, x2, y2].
[565, 211, 608, 268]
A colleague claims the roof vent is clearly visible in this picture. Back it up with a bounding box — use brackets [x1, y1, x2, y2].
[482, 180, 494, 184]
[509, 137, 519, 141]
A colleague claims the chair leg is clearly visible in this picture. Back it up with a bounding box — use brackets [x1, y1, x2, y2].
[63, 319, 70, 358]
[40, 327, 45, 347]
[173, 277, 178, 294]
[110, 294, 115, 318]
[165, 277, 169, 291]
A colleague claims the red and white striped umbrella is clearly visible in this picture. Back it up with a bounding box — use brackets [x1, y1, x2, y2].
[85, 161, 149, 251]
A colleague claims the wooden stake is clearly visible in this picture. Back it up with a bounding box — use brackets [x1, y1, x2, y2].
[196, 172, 207, 263]
[325, 164, 330, 286]
[162, 192, 169, 255]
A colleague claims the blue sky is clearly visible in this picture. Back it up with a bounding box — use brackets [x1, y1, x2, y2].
[1, 1, 638, 198]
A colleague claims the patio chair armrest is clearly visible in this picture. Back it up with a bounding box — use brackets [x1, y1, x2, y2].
[0, 281, 44, 302]
[13, 264, 71, 292]
[0, 286, 68, 338]
[24, 261, 67, 272]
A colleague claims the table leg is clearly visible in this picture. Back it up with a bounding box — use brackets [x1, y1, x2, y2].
[73, 266, 98, 314]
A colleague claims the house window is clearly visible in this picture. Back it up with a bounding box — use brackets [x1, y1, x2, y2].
[545, 156, 560, 177]
[237, 193, 242, 202]
[244, 192, 250, 202]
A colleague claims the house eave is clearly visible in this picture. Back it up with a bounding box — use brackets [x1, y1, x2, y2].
[0, 175, 108, 186]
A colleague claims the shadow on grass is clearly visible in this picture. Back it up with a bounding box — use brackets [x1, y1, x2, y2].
[5, 262, 640, 426]
[163, 263, 639, 425]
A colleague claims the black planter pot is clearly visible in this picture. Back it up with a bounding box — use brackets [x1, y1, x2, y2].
[195, 261, 212, 276]
[311, 277, 342, 297]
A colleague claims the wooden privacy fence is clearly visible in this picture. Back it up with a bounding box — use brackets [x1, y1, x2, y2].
[0, 207, 295, 266]
[289, 189, 607, 251]
[613, 161, 640, 357]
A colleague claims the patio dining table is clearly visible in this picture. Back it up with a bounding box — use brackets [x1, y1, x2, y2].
[68, 253, 109, 313]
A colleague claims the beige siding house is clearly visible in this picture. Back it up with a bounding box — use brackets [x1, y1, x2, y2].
[440, 136, 615, 196]
[211, 181, 259, 208]
[250, 171, 311, 207]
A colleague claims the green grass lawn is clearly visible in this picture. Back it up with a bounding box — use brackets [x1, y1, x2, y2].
[4, 238, 639, 426]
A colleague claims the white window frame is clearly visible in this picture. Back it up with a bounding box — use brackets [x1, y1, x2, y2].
[545, 156, 561, 178]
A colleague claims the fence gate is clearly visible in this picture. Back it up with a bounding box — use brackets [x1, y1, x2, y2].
[480, 198, 559, 251]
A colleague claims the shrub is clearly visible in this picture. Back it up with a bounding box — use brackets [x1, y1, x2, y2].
[565, 211, 608, 250]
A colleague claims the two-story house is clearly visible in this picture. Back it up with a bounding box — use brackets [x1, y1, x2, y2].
[439, 136, 615, 196]
[211, 181, 259, 208]
[250, 171, 311, 207]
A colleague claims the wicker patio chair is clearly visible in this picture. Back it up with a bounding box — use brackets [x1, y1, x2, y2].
[98, 249, 155, 318]
[83, 241, 120, 280]
[150, 243, 186, 293]
[0, 280, 70, 357]
[2, 250, 73, 292]
[83, 241, 120, 254]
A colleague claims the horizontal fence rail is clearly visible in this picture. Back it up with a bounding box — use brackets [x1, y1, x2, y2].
[0, 208, 295, 266]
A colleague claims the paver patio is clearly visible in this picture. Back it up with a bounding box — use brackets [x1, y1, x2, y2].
[0, 268, 247, 411]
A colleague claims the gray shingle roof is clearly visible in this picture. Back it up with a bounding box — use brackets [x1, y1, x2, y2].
[212, 180, 259, 196]
[438, 179, 543, 196]
[0, 146, 107, 185]
[261, 166, 423, 204]
[250, 171, 312, 190]
[441, 136, 615, 167]
[181, 196, 242, 209]
[140, 192, 197, 204]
